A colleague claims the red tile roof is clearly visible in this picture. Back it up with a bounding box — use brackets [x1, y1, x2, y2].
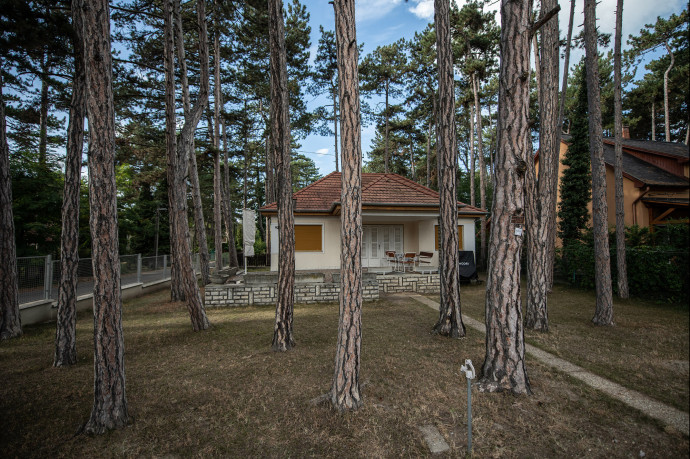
[260, 172, 487, 215]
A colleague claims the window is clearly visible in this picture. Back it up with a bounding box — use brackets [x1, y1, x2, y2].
[294, 224, 323, 252]
[435, 225, 464, 251]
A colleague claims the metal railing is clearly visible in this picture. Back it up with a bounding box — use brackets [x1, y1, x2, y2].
[17, 254, 172, 305]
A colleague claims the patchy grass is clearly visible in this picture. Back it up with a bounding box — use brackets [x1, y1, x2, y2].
[454, 278, 690, 412]
[0, 289, 687, 457]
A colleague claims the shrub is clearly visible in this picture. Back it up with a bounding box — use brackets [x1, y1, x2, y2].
[557, 225, 689, 303]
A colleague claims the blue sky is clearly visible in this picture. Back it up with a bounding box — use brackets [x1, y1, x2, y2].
[297, 0, 688, 176]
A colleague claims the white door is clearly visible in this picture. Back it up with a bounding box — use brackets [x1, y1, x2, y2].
[362, 225, 403, 268]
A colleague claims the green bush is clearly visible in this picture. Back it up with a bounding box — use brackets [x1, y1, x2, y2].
[557, 225, 689, 303]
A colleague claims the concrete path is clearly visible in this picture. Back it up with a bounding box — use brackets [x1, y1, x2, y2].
[406, 293, 690, 437]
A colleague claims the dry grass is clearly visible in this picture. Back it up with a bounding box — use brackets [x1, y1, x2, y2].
[453, 278, 690, 411]
[0, 288, 687, 458]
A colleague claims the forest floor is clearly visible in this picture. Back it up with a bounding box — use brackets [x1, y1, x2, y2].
[1, 284, 688, 457]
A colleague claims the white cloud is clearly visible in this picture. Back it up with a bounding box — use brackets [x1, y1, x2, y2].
[408, 0, 434, 19]
[356, 0, 403, 22]
[316, 148, 330, 155]
[408, 0, 500, 20]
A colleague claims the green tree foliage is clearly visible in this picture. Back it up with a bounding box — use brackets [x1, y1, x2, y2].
[624, 9, 689, 141]
[558, 64, 591, 244]
[360, 39, 408, 172]
[290, 153, 320, 192]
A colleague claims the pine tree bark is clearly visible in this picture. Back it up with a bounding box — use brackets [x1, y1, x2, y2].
[212, 20, 223, 273]
[38, 52, 49, 167]
[174, 0, 211, 286]
[663, 41, 674, 142]
[164, 0, 210, 331]
[432, 0, 465, 339]
[469, 101, 476, 207]
[0, 61, 22, 341]
[269, 0, 295, 352]
[651, 101, 656, 140]
[384, 80, 390, 174]
[54, 0, 86, 365]
[525, 0, 559, 331]
[473, 73, 487, 270]
[333, 89, 339, 172]
[81, 0, 128, 433]
[478, 0, 531, 394]
[557, 0, 575, 136]
[584, 0, 615, 326]
[613, 0, 629, 299]
[222, 119, 239, 267]
[331, 0, 363, 412]
[426, 119, 432, 187]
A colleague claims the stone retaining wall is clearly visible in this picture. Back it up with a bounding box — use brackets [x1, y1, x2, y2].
[205, 281, 379, 307]
[376, 273, 440, 294]
[204, 272, 441, 307]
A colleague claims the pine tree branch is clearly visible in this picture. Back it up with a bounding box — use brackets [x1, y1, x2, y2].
[530, 5, 561, 37]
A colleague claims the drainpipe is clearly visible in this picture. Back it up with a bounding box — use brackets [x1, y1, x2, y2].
[632, 186, 650, 226]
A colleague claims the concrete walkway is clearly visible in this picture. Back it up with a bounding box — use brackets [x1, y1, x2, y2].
[406, 293, 690, 437]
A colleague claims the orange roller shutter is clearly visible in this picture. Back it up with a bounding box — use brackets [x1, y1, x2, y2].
[295, 224, 323, 251]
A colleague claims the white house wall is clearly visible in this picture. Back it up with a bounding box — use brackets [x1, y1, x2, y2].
[269, 214, 479, 271]
[270, 215, 341, 271]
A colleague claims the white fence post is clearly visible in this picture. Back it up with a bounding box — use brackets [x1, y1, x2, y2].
[44, 255, 52, 300]
[163, 255, 167, 278]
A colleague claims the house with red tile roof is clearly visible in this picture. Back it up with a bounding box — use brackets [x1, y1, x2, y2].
[259, 172, 487, 271]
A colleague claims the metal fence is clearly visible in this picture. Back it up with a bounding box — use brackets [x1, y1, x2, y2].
[17, 254, 172, 305]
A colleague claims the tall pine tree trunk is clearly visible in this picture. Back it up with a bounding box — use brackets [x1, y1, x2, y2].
[384, 80, 390, 173]
[426, 119, 432, 187]
[222, 119, 239, 267]
[478, 0, 531, 394]
[331, 0, 363, 412]
[663, 41, 674, 142]
[38, 52, 49, 167]
[469, 102, 476, 207]
[473, 73, 487, 269]
[432, 0, 465, 339]
[558, 0, 575, 136]
[651, 101, 656, 140]
[525, 0, 559, 331]
[613, 0, 629, 299]
[333, 87, 339, 172]
[269, 0, 295, 352]
[584, 0, 614, 326]
[164, 0, 210, 331]
[0, 62, 21, 341]
[213, 22, 223, 273]
[174, 0, 210, 286]
[81, 0, 128, 433]
[54, 0, 86, 365]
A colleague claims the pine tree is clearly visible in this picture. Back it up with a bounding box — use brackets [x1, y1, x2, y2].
[558, 65, 591, 245]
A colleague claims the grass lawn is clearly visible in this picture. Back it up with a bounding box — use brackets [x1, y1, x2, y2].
[452, 278, 690, 412]
[1, 288, 687, 457]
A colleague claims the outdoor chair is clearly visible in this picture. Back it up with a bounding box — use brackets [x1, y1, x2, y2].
[401, 252, 417, 272]
[418, 251, 433, 266]
[384, 251, 398, 271]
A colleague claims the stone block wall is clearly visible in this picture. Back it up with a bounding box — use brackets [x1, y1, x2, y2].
[375, 273, 440, 294]
[205, 281, 379, 307]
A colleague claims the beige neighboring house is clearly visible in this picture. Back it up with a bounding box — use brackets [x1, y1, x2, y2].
[536, 132, 689, 244]
[259, 172, 487, 271]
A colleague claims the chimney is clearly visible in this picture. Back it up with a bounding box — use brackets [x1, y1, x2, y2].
[622, 125, 630, 139]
